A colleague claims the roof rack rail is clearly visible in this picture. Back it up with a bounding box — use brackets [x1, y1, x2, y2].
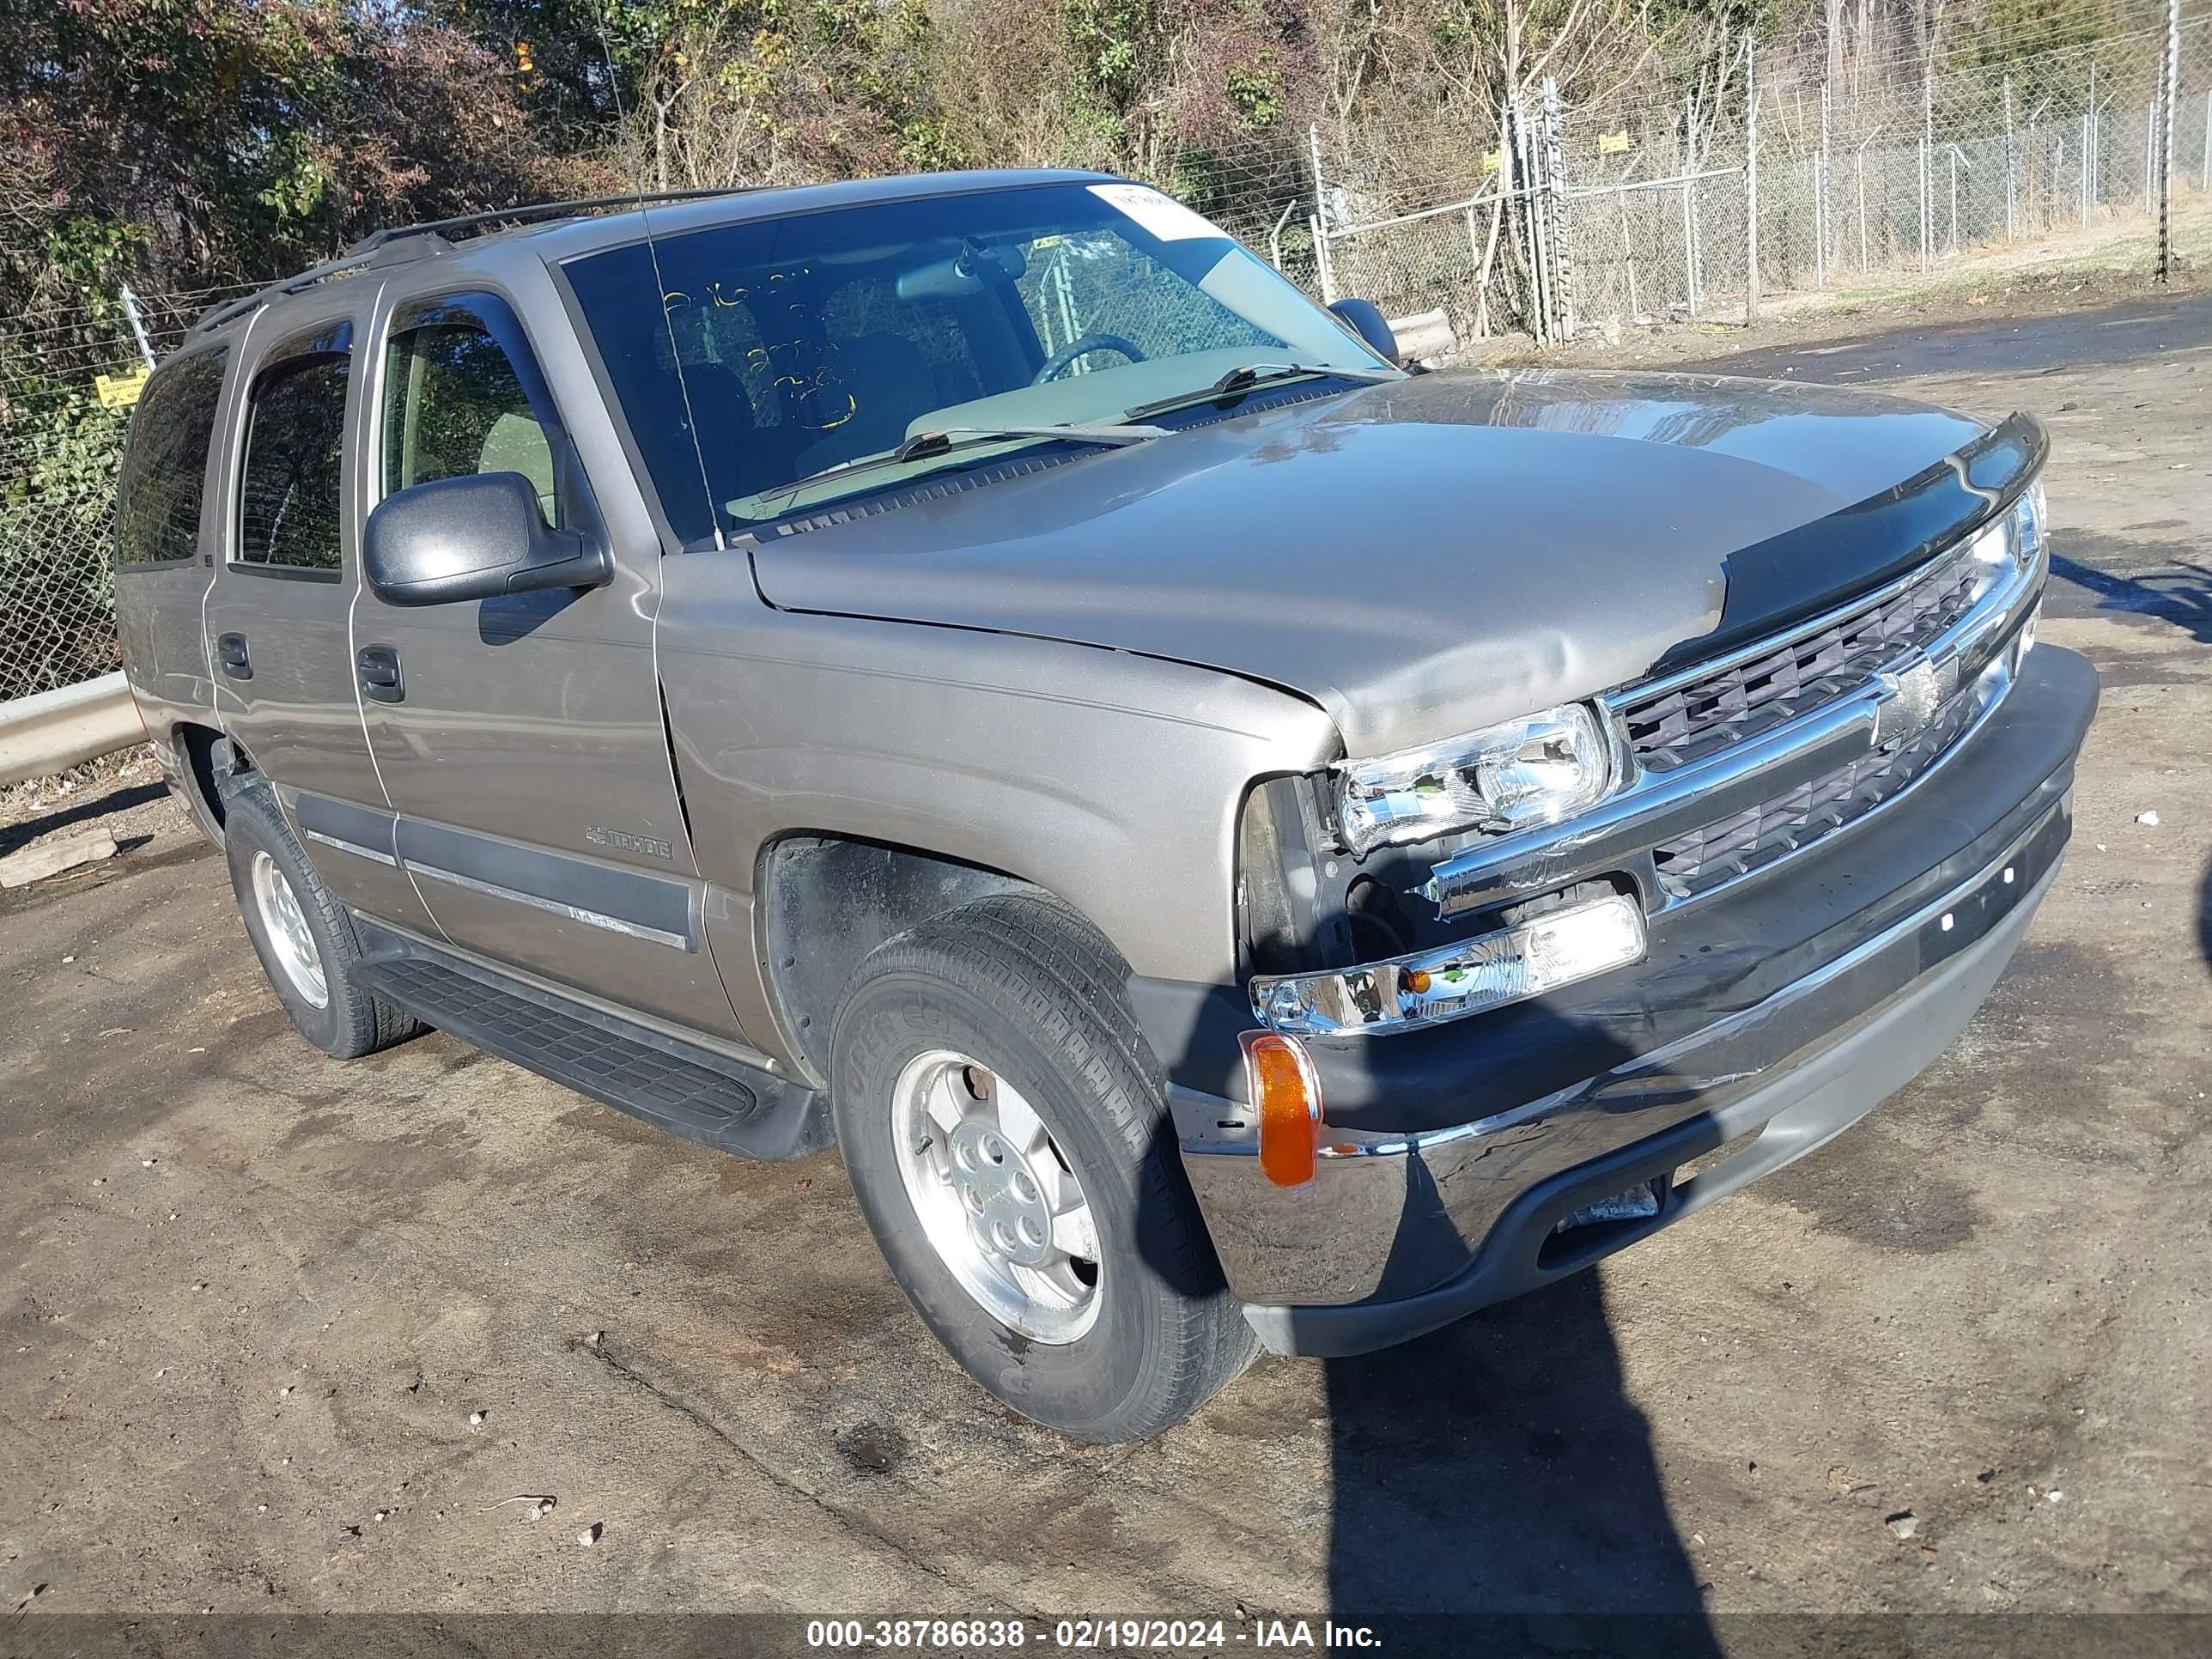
[186, 185, 763, 342]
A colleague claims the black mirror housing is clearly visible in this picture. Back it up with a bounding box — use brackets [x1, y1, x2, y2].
[1328, 298, 1400, 365]
[364, 472, 612, 607]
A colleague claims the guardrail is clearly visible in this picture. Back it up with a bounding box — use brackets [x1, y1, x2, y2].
[0, 673, 144, 788]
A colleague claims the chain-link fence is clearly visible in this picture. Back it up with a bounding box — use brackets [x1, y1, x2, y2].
[0, 283, 257, 705]
[1298, 6, 2208, 344]
[1, 6, 2203, 712]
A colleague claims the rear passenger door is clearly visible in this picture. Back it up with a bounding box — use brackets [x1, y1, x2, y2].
[354, 284, 743, 1041]
[200, 303, 439, 935]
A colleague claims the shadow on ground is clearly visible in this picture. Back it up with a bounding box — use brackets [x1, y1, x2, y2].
[1322, 1273, 1719, 1652]
[2048, 544, 2212, 645]
[1146, 1012, 1717, 1645]
[0, 781, 167, 859]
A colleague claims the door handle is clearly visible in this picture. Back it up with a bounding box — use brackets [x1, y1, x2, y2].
[216, 632, 252, 680]
[357, 645, 404, 704]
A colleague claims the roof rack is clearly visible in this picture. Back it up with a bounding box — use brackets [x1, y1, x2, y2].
[186, 185, 763, 341]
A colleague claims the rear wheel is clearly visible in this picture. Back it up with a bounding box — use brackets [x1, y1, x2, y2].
[224, 782, 420, 1060]
[830, 896, 1257, 1443]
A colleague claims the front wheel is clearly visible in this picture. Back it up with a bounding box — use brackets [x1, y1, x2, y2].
[830, 896, 1256, 1443]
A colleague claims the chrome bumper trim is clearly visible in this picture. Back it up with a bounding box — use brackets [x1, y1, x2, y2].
[1179, 787, 2070, 1308]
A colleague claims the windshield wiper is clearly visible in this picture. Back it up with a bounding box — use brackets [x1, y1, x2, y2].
[1122, 362, 1400, 423]
[757, 422, 1168, 506]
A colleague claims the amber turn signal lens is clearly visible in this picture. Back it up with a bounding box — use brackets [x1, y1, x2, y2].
[1239, 1030, 1323, 1188]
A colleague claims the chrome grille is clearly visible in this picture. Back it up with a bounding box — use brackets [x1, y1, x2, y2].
[1650, 684, 1984, 901]
[1620, 546, 1986, 774]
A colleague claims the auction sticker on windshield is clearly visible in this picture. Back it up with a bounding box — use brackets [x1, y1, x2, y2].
[1087, 183, 1225, 241]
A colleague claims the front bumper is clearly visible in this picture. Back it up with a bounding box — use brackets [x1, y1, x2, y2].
[1170, 644, 2098, 1356]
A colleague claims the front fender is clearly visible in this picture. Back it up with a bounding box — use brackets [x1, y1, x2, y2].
[656, 566, 1338, 1075]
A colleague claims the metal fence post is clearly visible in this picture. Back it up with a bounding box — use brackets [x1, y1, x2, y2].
[2145, 85, 2157, 216]
[2160, 0, 2180, 282]
[1817, 82, 1832, 288]
[1855, 130, 1875, 273]
[2085, 60, 2097, 227]
[2081, 88, 2093, 228]
[1519, 94, 1557, 346]
[1682, 94, 1701, 319]
[118, 285, 156, 373]
[1949, 145, 1960, 252]
[1745, 42, 1761, 323]
[1542, 76, 1575, 341]
[2003, 77, 2017, 240]
[1919, 73, 1933, 273]
[1306, 123, 1339, 303]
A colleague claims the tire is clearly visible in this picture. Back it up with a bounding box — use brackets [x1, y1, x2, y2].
[223, 781, 421, 1060]
[830, 894, 1258, 1443]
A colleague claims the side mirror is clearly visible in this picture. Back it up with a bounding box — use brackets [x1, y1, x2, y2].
[1328, 298, 1399, 365]
[364, 471, 611, 608]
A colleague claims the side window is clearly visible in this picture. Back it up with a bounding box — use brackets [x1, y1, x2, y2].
[236, 327, 351, 574]
[115, 346, 228, 568]
[383, 306, 557, 525]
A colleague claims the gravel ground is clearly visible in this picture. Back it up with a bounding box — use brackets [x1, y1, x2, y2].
[0, 288, 2207, 1648]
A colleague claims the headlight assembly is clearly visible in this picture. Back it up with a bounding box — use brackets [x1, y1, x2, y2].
[1333, 702, 1614, 857]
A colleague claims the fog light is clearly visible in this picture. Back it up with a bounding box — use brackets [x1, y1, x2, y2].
[1239, 1030, 1322, 1187]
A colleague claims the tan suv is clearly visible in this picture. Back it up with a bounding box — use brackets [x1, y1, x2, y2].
[114, 171, 2094, 1440]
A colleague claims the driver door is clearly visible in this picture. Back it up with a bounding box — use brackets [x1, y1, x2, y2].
[354, 282, 744, 1041]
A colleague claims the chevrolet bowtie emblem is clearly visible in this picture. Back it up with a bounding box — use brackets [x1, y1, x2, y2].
[1873, 659, 1947, 746]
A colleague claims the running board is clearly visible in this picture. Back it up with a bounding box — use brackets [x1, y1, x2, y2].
[353, 920, 830, 1162]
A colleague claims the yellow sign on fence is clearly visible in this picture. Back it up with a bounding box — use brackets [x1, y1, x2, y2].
[1597, 131, 1632, 155]
[94, 368, 149, 409]
[1481, 149, 1502, 175]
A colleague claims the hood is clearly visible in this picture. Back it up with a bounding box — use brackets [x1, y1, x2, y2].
[747, 368, 2000, 757]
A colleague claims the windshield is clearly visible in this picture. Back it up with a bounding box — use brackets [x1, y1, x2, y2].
[560, 180, 1391, 542]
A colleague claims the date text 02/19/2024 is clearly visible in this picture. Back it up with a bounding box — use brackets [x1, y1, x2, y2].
[804, 1619, 1384, 1650]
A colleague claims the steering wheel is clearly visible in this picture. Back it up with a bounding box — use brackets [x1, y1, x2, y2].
[1031, 333, 1147, 386]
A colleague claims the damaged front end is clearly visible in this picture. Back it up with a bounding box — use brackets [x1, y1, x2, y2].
[1173, 412, 2097, 1352]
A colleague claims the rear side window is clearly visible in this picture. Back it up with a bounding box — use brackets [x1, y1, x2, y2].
[115, 347, 228, 568]
[236, 327, 351, 574]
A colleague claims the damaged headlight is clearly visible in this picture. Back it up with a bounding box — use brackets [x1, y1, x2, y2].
[1333, 702, 1613, 856]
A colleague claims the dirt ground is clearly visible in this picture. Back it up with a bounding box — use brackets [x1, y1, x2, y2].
[2, 288, 2208, 1648]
